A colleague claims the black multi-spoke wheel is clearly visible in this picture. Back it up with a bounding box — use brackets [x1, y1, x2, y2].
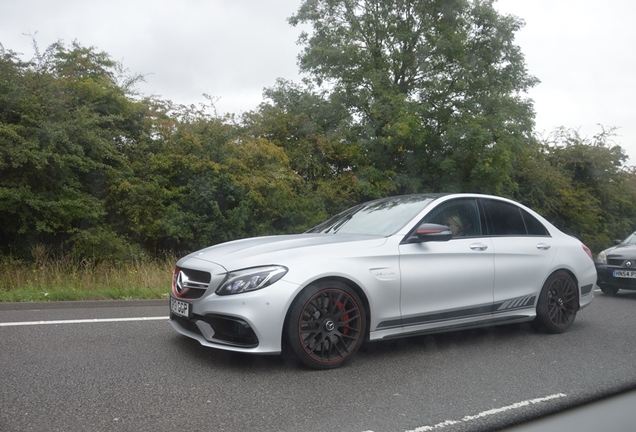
[534, 271, 579, 333]
[285, 281, 366, 369]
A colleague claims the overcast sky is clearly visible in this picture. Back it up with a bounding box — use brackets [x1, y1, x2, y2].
[1, 0, 635, 164]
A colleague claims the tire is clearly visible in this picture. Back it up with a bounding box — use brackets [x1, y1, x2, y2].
[534, 271, 579, 333]
[599, 285, 619, 296]
[284, 281, 366, 370]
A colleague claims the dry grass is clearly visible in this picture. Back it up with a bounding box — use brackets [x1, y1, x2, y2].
[0, 247, 176, 302]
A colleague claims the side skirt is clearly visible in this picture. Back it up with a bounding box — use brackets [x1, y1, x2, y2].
[369, 308, 535, 342]
[382, 314, 533, 340]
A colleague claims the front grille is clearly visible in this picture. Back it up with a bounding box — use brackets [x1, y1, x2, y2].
[607, 258, 636, 267]
[609, 278, 636, 287]
[175, 267, 211, 299]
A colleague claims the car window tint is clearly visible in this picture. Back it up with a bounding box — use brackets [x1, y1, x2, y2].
[623, 232, 636, 244]
[310, 196, 436, 236]
[521, 209, 550, 236]
[336, 200, 430, 236]
[482, 199, 527, 236]
[423, 199, 481, 237]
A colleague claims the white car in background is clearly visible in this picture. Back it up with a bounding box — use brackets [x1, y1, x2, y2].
[169, 194, 596, 369]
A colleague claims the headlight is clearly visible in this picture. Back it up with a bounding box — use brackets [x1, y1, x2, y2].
[216, 266, 288, 295]
[596, 250, 607, 264]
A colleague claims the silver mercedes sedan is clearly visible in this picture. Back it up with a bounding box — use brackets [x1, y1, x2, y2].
[169, 193, 596, 369]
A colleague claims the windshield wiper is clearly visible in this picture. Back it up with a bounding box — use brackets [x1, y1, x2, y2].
[324, 214, 353, 234]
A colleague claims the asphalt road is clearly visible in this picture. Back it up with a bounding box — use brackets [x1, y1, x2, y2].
[1, 289, 635, 432]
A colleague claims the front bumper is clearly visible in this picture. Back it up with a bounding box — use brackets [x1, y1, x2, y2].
[169, 278, 301, 354]
[596, 265, 636, 291]
[170, 312, 259, 347]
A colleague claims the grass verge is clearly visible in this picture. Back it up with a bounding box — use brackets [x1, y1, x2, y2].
[0, 254, 175, 303]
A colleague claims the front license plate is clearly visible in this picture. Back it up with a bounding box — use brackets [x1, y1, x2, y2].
[613, 269, 636, 278]
[170, 297, 190, 318]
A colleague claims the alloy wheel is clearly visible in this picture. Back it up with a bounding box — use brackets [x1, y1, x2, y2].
[297, 288, 363, 365]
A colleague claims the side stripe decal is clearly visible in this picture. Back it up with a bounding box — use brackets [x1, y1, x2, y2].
[377, 295, 537, 329]
[497, 295, 535, 311]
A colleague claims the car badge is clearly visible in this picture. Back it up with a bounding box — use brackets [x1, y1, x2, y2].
[176, 271, 189, 296]
[626, 261, 633, 268]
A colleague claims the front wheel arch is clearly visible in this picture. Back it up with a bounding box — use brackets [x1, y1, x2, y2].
[283, 277, 371, 343]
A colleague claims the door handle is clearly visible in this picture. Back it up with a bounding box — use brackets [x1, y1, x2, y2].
[536, 243, 551, 250]
[469, 243, 488, 251]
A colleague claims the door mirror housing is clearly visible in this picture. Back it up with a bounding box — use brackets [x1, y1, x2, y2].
[404, 223, 453, 244]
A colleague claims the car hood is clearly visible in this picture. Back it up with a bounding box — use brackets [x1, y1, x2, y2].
[604, 243, 636, 258]
[179, 233, 388, 271]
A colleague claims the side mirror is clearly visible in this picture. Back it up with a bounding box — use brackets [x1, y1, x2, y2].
[405, 223, 453, 244]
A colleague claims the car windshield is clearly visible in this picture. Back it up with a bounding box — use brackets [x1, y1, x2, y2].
[307, 195, 437, 236]
[622, 232, 636, 245]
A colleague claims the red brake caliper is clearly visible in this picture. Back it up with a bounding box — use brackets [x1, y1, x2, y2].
[336, 301, 350, 335]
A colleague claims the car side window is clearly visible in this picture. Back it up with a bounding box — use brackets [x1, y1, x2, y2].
[423, 199, 482, 237]
[521, 209, 550, 236]
[482, 199, 549, 236]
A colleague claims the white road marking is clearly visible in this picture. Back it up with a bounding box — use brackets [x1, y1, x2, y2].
[0, 316, 169, 327]
[362, 393, 567, 432]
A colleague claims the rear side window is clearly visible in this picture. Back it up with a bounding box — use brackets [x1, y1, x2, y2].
[521, 209, 549, 236]
[482, 199, 549, 236]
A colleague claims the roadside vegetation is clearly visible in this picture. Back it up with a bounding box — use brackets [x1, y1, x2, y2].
[0, 246, 174, 302]
[2, 0, 636, 302]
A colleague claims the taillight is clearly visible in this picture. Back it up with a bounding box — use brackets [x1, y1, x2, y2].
[582, 244, 593, 261]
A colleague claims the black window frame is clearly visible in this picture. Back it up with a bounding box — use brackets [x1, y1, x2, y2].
[480, 198, 550, 237]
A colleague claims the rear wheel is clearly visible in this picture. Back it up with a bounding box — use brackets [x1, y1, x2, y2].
[285, 281, 366, 370]
[534, 271, 579, 333]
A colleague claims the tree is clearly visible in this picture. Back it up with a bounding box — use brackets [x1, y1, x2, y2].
[544, 127, 636, 251]
[0, 41, 145, 258]
[106, 99, 246, 252]
[512, 127, 636, 252]
[245, 79, 364, 217]
[289, 0, 538, 194]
